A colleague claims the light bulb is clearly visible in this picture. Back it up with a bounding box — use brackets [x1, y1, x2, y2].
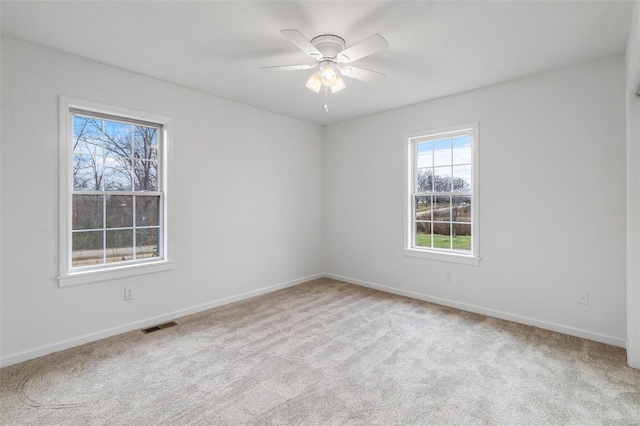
[321, 65, 338, 87]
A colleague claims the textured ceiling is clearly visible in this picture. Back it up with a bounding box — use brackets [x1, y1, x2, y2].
[1, 1, 634, 125]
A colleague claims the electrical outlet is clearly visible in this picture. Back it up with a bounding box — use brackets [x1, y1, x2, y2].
[124, 288, 134, 301]
[577, 292, 589, 305]
[445, 272, 452, 282]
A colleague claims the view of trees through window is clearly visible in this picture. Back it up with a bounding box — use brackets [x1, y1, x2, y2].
[413, 134, 472, 252]
[71, 113, 161, 267]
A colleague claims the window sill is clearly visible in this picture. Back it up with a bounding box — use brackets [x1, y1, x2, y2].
[402, 248, 480, 266]
[58, 261, 174, 288]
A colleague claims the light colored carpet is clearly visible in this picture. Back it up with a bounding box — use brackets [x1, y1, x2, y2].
[1, 278, 639, 425]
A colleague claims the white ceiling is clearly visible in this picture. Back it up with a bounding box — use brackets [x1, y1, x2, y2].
[1, 1, 633, 126]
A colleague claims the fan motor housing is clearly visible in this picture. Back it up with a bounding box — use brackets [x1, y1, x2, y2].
[310, 34, 346, 59]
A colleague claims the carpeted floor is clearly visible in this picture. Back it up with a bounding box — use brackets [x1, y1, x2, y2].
[1, 278, 639, 425]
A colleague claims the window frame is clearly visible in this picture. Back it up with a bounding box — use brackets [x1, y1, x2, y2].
[58, 96, 173, 287]
[403, 122, 480, 265]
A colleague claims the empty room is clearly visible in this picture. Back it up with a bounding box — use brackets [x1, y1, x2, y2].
[2, 0, 640, 424]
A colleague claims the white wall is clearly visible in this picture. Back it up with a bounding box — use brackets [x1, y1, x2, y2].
[0, 37, 325, 366]
[0, 36, 631, 367]
[324, 56, 627, 346]
[627, 0, 640, 369]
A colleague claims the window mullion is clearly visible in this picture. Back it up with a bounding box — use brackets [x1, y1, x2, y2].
[71, 190, 161, 196]
[133, 195, 137, 261]
[413, 141, 418, 192]
[130, 124, 135, 192]
[101, 119, 106, 191]
[102, 195, 106, 264]
[450, 194, 453, 251]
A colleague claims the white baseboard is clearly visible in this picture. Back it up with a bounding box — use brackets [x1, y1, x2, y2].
[2, 272, 625, 368]
[0, 273, 324, 368]
[324, 273, 626, 348]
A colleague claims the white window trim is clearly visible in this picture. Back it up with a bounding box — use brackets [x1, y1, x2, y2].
[403, 122, 480, 266]
[58, 96, 174, 287]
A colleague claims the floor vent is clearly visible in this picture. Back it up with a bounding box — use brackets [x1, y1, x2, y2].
[142, 321, 178, 334]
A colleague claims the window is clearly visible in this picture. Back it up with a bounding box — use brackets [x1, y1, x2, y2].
[404, 123, 479, 265]
[59, 97, 173, 286]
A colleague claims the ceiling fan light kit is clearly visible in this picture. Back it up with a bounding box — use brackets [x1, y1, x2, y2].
[320, 62, 338, 86]
[263, 29, 389, 111]
[330, 73, 346, 94]
[306, 72, 323, 93]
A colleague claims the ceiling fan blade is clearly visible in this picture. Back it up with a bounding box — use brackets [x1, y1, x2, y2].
[280, 29, 323, 59]
[337, 34, 389, 63]
[262, 64, 317, 71]
[339, 65, 386, 83]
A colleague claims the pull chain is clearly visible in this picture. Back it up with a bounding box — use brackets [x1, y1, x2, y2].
[324, 86, 329, 112]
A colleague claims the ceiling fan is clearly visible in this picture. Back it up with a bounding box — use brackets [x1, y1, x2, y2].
[263, 29, 389, 111]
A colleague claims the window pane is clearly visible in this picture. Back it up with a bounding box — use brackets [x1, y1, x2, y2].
[434, 196, 450, 222]
[134, 126, 158, 160]
[415, 222, 432, 248]
[136, 228, 159, 259]
[106, 230, 134, 263]
[73, 154, 103, 191]
[416, 141, 432, 168]
[136, 196, 160, 226]
[106, 195, 133, 228]
[417, 168, 432, 192]
[452, 135, 472, 165]
[415, 196, 432, 221]
[433, 223, 451, 249]
[74, 116, 103, 156]
[453, 224, 472, 251]
[433, 138, 452, 167]
[452, 196, 471, 223]
[104, 120, 132, 158]
[68, 106, 166, 273]
[409, 127, 474, 257]
[73, 195, 103, 230]
[72, 231, 103, 266]
[433, 167, 452, 192]
[134, 160, 158, 191]
[104, 158, 132, 191]
[452, 165, 471, 192]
